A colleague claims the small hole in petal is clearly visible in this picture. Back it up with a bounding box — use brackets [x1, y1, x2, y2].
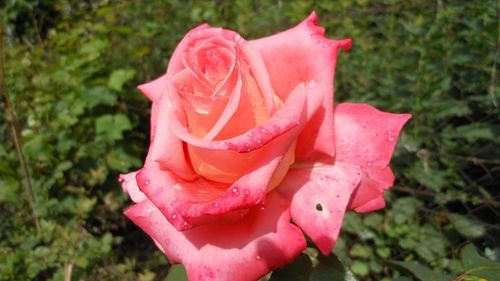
[315, 203, 323, 211]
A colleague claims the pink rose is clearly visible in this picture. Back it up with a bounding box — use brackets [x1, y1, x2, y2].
[120, 12, 411, 281]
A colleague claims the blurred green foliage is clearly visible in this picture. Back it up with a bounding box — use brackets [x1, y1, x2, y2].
[0, 0, 498, 280]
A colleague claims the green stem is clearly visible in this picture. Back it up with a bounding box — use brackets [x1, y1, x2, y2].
[0, 20, 41, 232]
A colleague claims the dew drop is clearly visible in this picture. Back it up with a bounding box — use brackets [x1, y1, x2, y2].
[146, 207, 156, 213]
[213, 203, 219, 208]
[144, 180, 150, 185]
[367, 162, 372, 167]
[256, 255, 262, 260]
[387, 131, 395, 141]
[231, 187, 239, 196]
[172, 214, 177, 219]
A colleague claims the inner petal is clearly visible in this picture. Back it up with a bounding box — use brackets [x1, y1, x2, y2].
[197, 46, 233, 88]
[214, 60, 270, 140]
[172, 68, 238, 138]
[184, 37, 236, 94]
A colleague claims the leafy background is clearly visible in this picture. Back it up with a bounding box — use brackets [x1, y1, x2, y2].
[0, 0, 498, 280]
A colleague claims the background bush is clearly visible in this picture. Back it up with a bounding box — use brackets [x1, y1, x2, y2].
[1, 0, 498, 280]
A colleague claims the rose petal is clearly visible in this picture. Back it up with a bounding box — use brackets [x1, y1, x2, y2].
[138, 83, 323, 230]
[124, 192, 306, 281]
[145, 94, 197, 180]
[350, 167, 394, 212]
[238, 42, 279, 114]
[137, 126, 294, 230]
[278, 163, 362, 255]
[249, 11, 352, 161]
[168, 81, 317, 153]
[212, 60, 269, 140]
[167, 82, 320, 185]
[333, 102, 411, 212]
[137, 74, 167, 101]
[118, 171, 146, 203]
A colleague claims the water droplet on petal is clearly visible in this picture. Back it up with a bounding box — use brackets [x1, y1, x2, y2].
[367, 162, 372, 167]
[256, 255, 262, 260]
[144, 180, 150, 185]
[213, 203, 219, 208]
[387, 131, 395, 141]
[172, 214, 177, 219]
[231, 187, 239, 196]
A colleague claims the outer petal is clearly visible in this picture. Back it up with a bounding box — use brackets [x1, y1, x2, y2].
[350, 167, 394, 212]
[137, 74, 197, 180]
[333, 103, 411, 212]
[124, 192, 307, 281]
[249, 11, 352, 161]
[118, 171, 146, 203]
[146, 96, 197, 180]
[137, 74, 167, 101]
[278, 163, 362, 255]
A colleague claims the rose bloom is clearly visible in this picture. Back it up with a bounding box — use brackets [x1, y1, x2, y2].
[120, 12, 411, 281]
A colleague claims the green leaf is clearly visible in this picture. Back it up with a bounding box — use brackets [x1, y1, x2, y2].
[460, 244, 500, 280]
[166, 264, 188, 281]
[349, 244, 373, 259]
[350, 261, 369, 277]
[108, 68, 136, 91]
[105, 147, 141, 172]
[270, 254, 312, 281]
[310, 254, 357, 281]
[95, 114, 132, 141]
[455, 124, 500, 143]
[448, 214, 486, 239]
[82, 86, 117, 108]
[386, 261, 452, 281]
[0, 177, 19, 203]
